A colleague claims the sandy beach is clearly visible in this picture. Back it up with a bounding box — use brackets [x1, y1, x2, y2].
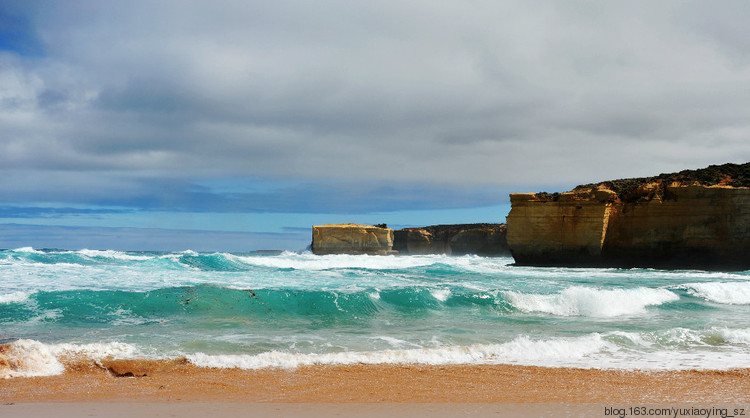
[2, 360, 749, 416]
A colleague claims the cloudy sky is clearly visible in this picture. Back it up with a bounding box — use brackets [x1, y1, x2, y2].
[1, 0, 749, 251]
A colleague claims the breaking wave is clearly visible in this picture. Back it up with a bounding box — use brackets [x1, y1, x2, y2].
[502, 286, 679, 317]
[186, 334, 611, 369]
[0, 339, 138, 379]
[3, 249, 750, 377]
[677, 282, 750, 305]
[0, 291, 34, 305]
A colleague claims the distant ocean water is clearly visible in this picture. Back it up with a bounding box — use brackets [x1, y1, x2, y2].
[2, 248, 750, 378]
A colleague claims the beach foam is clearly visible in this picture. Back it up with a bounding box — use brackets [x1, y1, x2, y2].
[186, 334, 612, 369]
[0, 340, 64, 379]
[502, 286, 679, 317]
[5, 329, 750, 378]
[0, 339, 139, 379]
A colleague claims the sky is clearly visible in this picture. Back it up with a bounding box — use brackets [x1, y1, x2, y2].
[1, 0, 749, 251]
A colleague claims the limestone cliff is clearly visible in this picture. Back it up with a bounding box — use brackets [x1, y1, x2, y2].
[393, 224, 510, 256]
[507, 163, 750, 270]
[506, 189, 618, 265]
[311, 224, 396, 255]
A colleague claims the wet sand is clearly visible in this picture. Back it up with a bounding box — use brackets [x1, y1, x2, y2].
[2, 360, 749, 416]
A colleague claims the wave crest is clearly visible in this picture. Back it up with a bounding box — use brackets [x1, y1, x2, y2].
[502, 286, 679, 317]
[0, 291, 34, 305]
[678, 282, 750, 305]
[187, 334, 610, 369]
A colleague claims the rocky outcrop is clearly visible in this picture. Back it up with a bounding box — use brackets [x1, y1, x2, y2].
[393, 224, 510, 256]
[311, 223, 510, 256]
[506, 189, 618, 265]
[507, 163, 750, 270]
[311, 224, 396, 255]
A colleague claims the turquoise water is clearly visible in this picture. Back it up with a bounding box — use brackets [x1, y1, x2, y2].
[2, 248, 750, 376]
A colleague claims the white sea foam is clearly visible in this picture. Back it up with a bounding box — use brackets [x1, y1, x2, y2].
[429, 288, 452, 302]
[188, 340, 748, 370]
[437, 255, 515, 274]
[3, 332, 750, 377]
[77, 249, 153, 261]
[236, 252, 453, 271]
[49, 341, 139, 359]
[505, 264, 748, 284]
[0, 291, 34, 304]
[711, 327, 750, 345]
[0, 339, 140, 379]
[606, 331, 655, 347]
[10, 247, 42, 254]
[108, 308, 152, 326]
[602, 328, 750, 369]
[605, 327, 750, 350]
[187, 334, 612, 370]
[25, 309, 62, 324]
[502, 286, 679, 317]
[0, 339, 64, 379]
[371, 336, 423, 349]
[155, 249, 199, 260]
[678, 282, 750, 304]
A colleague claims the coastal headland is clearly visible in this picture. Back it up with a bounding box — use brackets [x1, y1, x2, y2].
[311, 223, 510, 256]
[312, 163, 750, 271]
[507, 162, 750, 270]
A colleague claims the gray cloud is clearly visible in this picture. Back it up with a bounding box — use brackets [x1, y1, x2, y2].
[2, 0, 749, 200]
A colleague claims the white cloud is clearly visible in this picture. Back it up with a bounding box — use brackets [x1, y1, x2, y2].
[2, 0, 749, 194]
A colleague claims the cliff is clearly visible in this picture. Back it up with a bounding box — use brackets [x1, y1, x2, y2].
[507, 163, 750, 270]
[310, 223, 510, 256]
[393, 224, 510, 256]
[311, 224, 396, 255]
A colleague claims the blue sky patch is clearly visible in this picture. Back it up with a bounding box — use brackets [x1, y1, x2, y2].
[0, 8, 44, 56]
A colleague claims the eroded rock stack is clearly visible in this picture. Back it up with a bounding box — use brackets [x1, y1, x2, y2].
[311, 224, 396, 255]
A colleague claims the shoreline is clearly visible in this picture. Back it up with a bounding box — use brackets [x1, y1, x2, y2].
[3, 361, 750, 404]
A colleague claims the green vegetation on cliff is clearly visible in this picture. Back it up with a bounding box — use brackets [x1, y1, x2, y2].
[573, 162, 750, 200]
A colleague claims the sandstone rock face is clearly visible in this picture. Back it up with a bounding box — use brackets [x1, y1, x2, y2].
[393, 228, 443, 255]
[311, 224, 396, 255]
[602, 184, 750, 269]
[506, 189, 617, 265]
[507, 181, 750, 270]
[393, 224, 510, 256]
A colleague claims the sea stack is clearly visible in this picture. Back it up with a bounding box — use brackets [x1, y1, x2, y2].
[506, 163, 750, 270]
[311, 224, 396, 255]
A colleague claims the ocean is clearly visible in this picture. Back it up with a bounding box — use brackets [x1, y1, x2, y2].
[2, 247, 750, 378]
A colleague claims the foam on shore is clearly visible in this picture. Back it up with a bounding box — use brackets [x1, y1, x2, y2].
[0, 339, 138, 379]
[5, 326, 750, 379]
